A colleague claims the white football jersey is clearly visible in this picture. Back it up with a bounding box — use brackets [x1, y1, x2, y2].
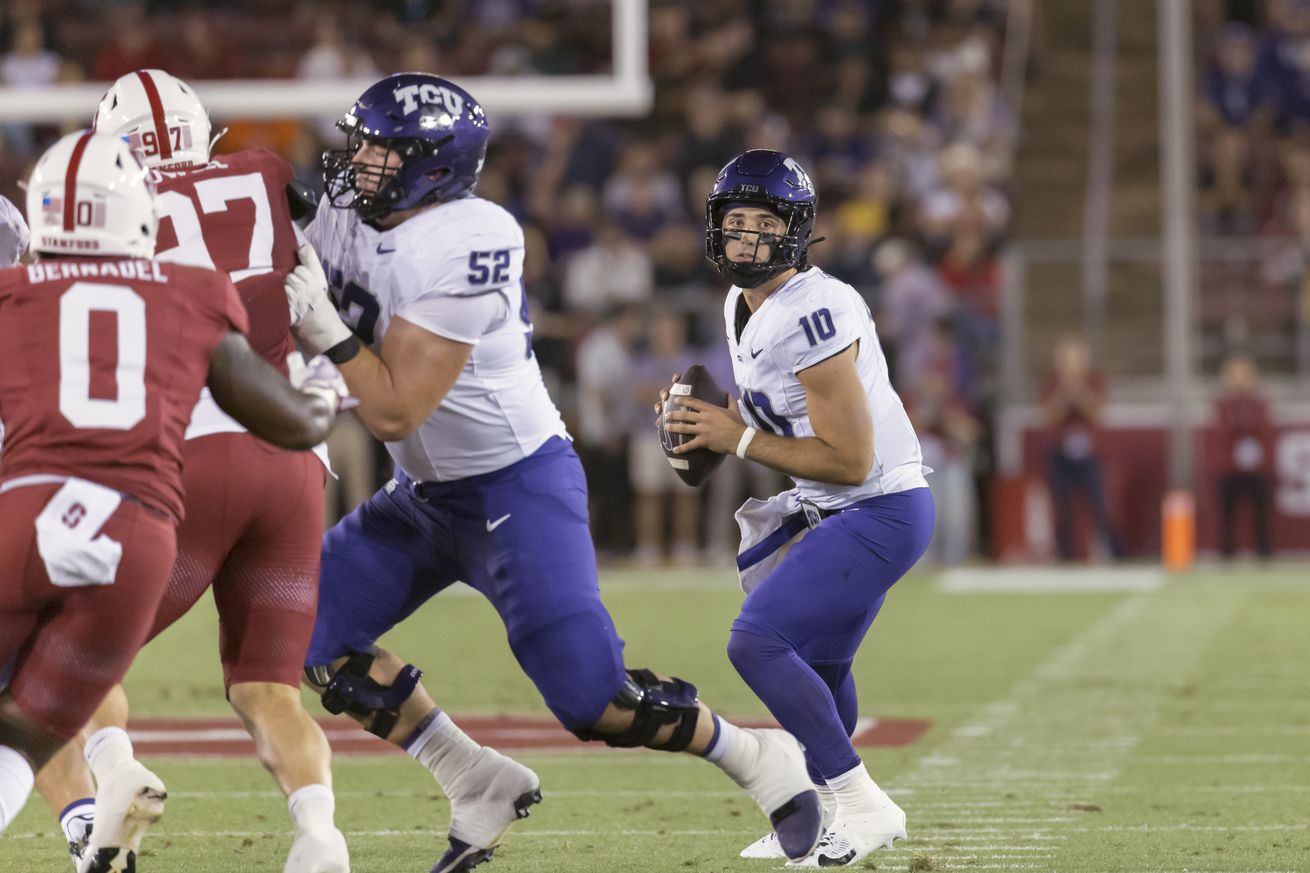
[724, 267, 928, 508]
[306, 195, 568, 482]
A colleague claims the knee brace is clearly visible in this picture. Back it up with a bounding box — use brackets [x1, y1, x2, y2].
[304, 648, 421, 740]
[572, 668, 701, 753]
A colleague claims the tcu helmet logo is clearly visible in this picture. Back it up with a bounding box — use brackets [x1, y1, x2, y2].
[783, 157, 814, 194]
[393, 83, 465, 118]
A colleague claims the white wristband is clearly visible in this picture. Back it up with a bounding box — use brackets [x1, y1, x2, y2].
[735, 427, 757, 459]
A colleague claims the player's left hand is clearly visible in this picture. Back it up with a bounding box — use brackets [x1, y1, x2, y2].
[663, 396, 746, 455]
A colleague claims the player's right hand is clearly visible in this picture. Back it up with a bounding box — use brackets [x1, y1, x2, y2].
[285, 243, 353, 356]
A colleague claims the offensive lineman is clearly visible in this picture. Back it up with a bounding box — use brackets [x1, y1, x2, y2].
[284, 73, 825, 871]
[31, 69, 353, 873]
[659, 150, 935, 867]
[0, 131, 342, 872]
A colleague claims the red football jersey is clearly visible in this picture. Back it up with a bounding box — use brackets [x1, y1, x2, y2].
[151, 149, 298, 375]
[0, 259, 248, 521]
[1215, 392, 1274, 475]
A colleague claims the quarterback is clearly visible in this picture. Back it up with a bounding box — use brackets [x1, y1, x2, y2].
[284, 75, 825, 872]
[661, 150, 935, 867]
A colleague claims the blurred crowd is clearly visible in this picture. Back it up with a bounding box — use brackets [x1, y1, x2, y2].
[1195, 0, 1310, 373]
[0, 0, 1016, 565]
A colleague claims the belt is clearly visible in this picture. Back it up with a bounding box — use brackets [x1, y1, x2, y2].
[798, 498, 841, 530]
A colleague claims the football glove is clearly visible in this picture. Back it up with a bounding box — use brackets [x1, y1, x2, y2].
[287, 352, 357, 414]
[285, 243, 354, 356]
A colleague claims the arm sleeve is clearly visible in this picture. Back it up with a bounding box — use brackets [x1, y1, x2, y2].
[785, 282, 866, 374]
[395, 289, 504, 345]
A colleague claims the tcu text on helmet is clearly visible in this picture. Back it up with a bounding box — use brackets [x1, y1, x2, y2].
[393, 83, 465, 117]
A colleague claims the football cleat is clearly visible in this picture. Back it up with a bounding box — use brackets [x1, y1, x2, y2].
[63, 807, 94, 869]
[725, 729, 823, 861]
[431, 747, 542, 873]
[741, 786, 835, 859]
[785, 801, 907, 868]
[739, 831, 785, 860]
[284, 825, 350, 873]
[77, 761, 166, 873]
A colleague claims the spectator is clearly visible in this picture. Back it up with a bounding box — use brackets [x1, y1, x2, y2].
[92, 4, 166, 81]
[575, 304, 644, 558]
[919, 142, 1009, 257]
[171, 10, 244, 81]
[0, 19, 60, 154]
[1214, 353, 1275, 559]
[874, 238, 955, 389]
[561, 222, 655, 315]
[1199, 126, 1258, 233]
[296, 17, 380, 142]
[907, 368, 981, 565]
[1041, 335, 1125, 562]
[1200, 23, 1270, 131]
[601, 141, 684, 241]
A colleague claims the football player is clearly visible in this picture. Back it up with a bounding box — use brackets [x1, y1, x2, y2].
[0, 131, 342, 872]
[31, 69, 353, 872]
[658, 150, 935, 867]
[284, 73, 826, 872]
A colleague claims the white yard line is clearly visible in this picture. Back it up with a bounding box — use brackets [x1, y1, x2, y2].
[881, 585, 1248, 870]
[940, 566, 1164, 593]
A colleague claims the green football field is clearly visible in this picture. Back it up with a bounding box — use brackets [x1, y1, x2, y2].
[3, 564, 1308, 872]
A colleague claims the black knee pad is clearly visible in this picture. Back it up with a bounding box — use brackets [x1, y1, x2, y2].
[304, 648, 421, 740]
[572, 668, 701, 752]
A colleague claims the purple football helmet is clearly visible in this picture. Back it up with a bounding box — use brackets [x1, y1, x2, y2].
[324, 73, 490, 221]
[705, 149, 817, 288]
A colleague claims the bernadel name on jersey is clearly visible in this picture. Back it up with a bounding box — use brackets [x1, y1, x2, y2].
[26, 259, 167, 283]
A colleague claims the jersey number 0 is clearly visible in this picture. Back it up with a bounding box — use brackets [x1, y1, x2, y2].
[58, 282, 147, 430]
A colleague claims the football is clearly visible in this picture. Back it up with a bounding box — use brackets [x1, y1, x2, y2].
[658, 364, 730, 487]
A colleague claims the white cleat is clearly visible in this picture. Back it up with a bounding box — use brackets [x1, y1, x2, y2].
[740, 787, 834, 860]
[727, 729, 823, 861]
[785, 800, 907, 868]
[284, 825, 350, 873]
[432, 747, 542, 873]
[78, 761, 167, 873]
[739, 831, 786, 860]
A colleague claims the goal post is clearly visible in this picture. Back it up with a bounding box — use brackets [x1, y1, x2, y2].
[0, 0, 650, 122]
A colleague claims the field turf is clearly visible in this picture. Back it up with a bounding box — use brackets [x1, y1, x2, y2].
[2, 564, 1307, 872]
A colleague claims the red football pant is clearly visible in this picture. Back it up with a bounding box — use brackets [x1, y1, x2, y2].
[0, 484, 176, 740]
[148, 433, 326, 688]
